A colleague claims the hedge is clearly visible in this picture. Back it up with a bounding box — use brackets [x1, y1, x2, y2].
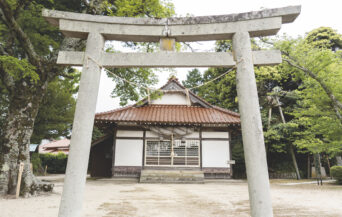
[330, 166, 342, 184]
[31, 153, 68, 174]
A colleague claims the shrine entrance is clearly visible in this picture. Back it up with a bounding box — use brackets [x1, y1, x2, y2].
[145, 139, 200, 167]
[43, 5, 301, 217]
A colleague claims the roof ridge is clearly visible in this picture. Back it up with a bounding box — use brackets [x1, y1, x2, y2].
[148, 104, 202, 107]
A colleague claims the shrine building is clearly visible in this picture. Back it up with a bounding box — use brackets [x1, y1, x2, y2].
[90, 77, 240, 182]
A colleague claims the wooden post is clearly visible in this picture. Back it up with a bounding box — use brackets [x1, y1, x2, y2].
[15, 163, 24, 199]
[267, 107, 272, 129]
[307, 154, 311, 179]
[44, 165, 48, 176]
[171, 134, 174, 166]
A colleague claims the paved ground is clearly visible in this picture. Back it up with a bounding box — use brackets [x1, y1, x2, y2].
[1, 176, 341, 217]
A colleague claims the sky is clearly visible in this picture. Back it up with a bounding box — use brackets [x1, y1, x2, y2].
[95, 0, 342, 112]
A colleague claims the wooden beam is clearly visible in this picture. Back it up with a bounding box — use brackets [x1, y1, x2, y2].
[57, 50, 281, 67]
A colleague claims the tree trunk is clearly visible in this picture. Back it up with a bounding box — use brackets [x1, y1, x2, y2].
[307, 154, 311, 179]
[289, 144, 301, 180]
[276, 96, 301, 179]
[0, 80, 48, 196]
[313, 153, 322, 179]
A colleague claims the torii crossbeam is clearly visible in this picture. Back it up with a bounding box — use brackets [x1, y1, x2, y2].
[43, 5, 301, 217]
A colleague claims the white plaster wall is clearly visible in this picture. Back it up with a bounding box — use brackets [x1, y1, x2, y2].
[202, 131, 229, 139]
[116, 130, 143, 137]
[115, 139, 143, 166]
[202, 141, 230, 168]
[146, 130, 158, 138]
[151, 93, 188, 105]
[185, 131, 199, 138]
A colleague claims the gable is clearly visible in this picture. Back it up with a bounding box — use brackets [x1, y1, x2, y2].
[151, 92, 189, 105]
[157, 78, 210, 108]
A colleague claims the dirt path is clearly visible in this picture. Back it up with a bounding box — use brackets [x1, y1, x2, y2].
[1, 178, 341, 217]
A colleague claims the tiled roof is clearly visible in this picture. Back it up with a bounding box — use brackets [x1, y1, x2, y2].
[95, 105, 240, 124]
[40, 138, 70, 148]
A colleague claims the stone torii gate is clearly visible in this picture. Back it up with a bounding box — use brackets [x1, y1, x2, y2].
[43, 5, 300, 217]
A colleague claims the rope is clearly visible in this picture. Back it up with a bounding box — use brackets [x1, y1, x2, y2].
[85, 55, 239, 97]
[188, 67, 234, 90]
[87, 56, 155, 92]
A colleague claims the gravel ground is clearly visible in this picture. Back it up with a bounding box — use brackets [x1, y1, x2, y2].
[1, 176, 341, 217]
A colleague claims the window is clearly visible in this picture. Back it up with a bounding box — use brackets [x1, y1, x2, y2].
[145, 139, 200, 166]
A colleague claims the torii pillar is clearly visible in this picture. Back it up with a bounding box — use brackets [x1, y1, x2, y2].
[43, 5, 301, 217]
[233, 31, 272, 216]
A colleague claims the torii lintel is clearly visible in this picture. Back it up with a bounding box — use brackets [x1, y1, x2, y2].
[43, 5, 300, 42]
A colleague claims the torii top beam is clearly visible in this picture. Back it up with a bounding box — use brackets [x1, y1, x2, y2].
[43, 6, 301, 42]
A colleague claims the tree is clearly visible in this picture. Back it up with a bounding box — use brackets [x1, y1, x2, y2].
[265, 87, 301, 179]
[305, 27, 342, 51]
[274, 35, 342, 153]
[184, 34, 342, 177]
[0, 0, 174, 196]
[182, 69, 203, 94]
[31, 72, 79, 143]
[272, 29, 342, 178]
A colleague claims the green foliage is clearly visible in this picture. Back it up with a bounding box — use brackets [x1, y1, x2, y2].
[330, 166, 342, 184]
[305, 27, 342, 51]
[275, 35, 342, 154]
[39, 153, 68, 174]
[91, 126, 105, 142]
[113, 0, 175, 18]
[31, 72, 79, 143]
[0, 56, 38, 83]
[182, 69, 203, 94]
[31, 153, 43, 175]
[108, 67, 158, 106]
[182, 27, 342, 175]
[264, 122, 299, 153]
[198, 67, 238, 111]
[17, 3, 61, 56]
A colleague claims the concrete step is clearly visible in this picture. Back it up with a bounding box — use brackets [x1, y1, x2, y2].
[140, 169, 204, 183]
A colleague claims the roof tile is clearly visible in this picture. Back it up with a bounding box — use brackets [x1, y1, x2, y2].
[95, 105, 240, 124]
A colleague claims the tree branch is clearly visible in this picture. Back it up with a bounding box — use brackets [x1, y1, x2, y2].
[182, 42, 195, 52]
[258, 37, 274, 46]
[0, 0, 41, 68]
[283, 58, 342, 121]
